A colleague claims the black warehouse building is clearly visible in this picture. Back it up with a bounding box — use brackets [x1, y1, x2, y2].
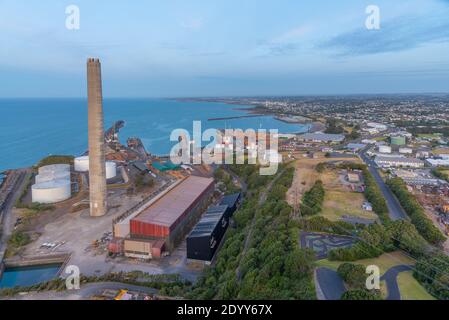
[219, 193, 241, 215]
[187, 205, 229, 261]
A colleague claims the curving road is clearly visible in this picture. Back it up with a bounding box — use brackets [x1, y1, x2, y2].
[315, 267, 346, 300]
[1, 282, 158, 300]
[381, 265, 413, 300]
[359, 149, 408, 221]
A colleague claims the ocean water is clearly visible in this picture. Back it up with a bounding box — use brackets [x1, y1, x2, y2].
[0, 264, 61, 288]
[0, 98, 309, 172]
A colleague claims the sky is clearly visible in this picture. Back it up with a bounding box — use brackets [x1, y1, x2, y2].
[1, 0, 449, 97]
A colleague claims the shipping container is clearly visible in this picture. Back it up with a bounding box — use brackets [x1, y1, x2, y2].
[108, 238, 124, 254]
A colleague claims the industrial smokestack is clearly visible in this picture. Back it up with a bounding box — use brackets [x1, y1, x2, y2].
[87, 58, 107, 217]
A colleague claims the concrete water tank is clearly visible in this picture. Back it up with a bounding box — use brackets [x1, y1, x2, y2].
[379, 145, 392, 154]
[75, 156, 116, 179]
[106, 161, 117, 179]
[38, 164, 70, 174]
[35, 171, 71, 184]
[32, 179, 71, 204]
[74, 156, 90, 172]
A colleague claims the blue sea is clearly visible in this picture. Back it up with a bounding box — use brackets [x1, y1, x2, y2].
[0, 98, 309, 172]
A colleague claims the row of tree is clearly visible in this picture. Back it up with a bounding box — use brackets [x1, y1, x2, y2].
[386, 177, 446, 245]
[337, 163, 390, 223]
[300, 180, 325, 216]
[337, 263, 382, 300]
[329, 220, 429, 261]
[188, 165, 317, 299]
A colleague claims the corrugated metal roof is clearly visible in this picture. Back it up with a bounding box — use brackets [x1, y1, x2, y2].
[220, 193, 240, 208]
[132, 175, 214, 227]
[206, 205, 228, 215]
[189, 213, 223, 238]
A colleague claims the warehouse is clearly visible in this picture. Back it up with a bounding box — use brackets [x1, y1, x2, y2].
[298, 133, 345, 143]
[187, 205, 229, 262]
[123, 238, 165, 259]
[219, 193, 241, 216]
[130, 175, 214, 251]
[375, 156, 425, 168]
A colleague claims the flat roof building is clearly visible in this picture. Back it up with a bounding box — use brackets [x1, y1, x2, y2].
[187, 205, 229, 262]
[130, 175, 214, 250]
[375, 156, 424, 168]
[298, 133, 345, 143]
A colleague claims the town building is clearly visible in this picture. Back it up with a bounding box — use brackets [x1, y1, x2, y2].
[297, 133, 345, 143]
[375, 156, 425, 168]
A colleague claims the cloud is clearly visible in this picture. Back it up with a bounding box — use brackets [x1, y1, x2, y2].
[320, 14, 449, 56]
[255, 26, 309, 57]
[180, 18, 204, 30]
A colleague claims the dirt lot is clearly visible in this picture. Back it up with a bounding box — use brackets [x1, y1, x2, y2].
[17, 179, 202, 281]
[286, 154, 376, 221]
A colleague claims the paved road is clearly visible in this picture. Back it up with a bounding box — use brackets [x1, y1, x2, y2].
[300, 232, 355, 259]
[315, 267, 346, 300]
[0, 169, 28, 263]
[359, 149, 408, 221]
[1, 281, 158, 300]
[381, 265, 413, 300]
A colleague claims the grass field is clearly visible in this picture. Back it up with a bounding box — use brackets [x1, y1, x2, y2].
[321, 190, 378, 221]
[319, 168, 377, 221]
[397, 271, 436, 300]
[315, 251, 435, 300]
[432, 147, 449, 155]
[419, 133, 442, 139]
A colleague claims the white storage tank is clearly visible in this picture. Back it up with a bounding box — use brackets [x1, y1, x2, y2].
[32, 179, 71, 204]
[75, 156, 116, 179]
[74, 156, 90, 172]
[106, 161, 117, 179]
[399, 147, 413, 154]
[38, 164, 70, 175]
[379, 145, 392, 154]
[35, 171, 71, 184]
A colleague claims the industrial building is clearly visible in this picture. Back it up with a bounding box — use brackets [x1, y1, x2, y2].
[390, 136, 406, 146]
[375, 156, 425, 168]
[187, 205, 229, 262]
[121, 176, 214, 255]
[399, 147, 413, 154]
[426, 158, 449, 167]
[366, 122, 387, 131]
[74, 156, 117, 179]
[378, 145, 392, 154]
[123, 238, 165, 260]
[219, 193, 241, 215]
[298, 133, 345, 143]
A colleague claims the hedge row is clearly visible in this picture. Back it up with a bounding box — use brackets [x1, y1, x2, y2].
[386, 177, 446, 245]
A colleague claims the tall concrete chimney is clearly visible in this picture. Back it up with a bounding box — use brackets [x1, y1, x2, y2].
[87, 58, 107, 217]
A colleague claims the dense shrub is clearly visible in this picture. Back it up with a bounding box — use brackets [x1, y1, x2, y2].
[300, 180, 325, 216]
[298, 216, 355, 236]
[340, 289, 382, 300]
[189, 165, 316, 300]
[387, 177, 446, 245]
[328, 220, 428, 261]
[414, 253, 449, 300]
[337, 163, 389, 223]
[337, 263, 367, 290]
[37, 155, 74, 168]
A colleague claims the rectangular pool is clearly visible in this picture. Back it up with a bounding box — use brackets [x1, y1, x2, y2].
[0, 264, 61, 288]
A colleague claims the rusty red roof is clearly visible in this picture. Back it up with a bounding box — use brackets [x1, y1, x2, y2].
[132, 175, 214, 227]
